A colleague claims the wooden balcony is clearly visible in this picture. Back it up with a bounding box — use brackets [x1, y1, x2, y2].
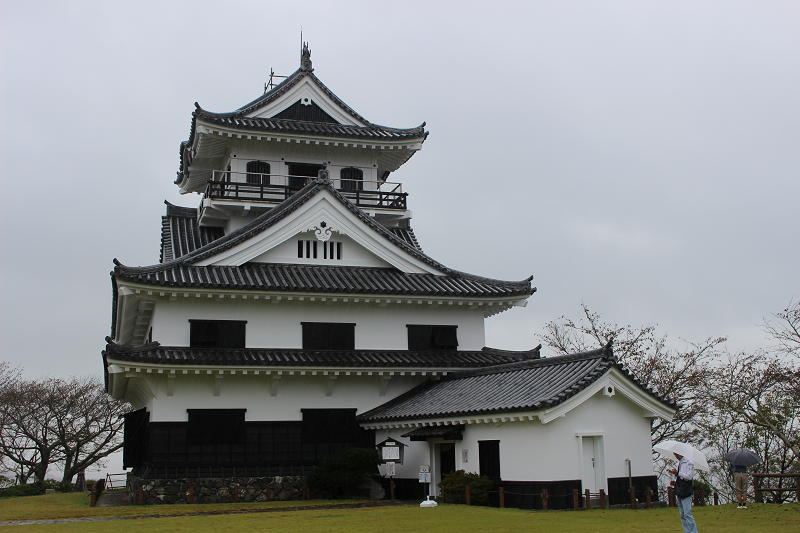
[202, 171, 407, 211]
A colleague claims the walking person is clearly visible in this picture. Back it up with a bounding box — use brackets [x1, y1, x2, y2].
[670, 452, 698, 533]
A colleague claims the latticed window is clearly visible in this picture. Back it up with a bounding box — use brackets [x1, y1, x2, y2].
[340, 167, 363, 191]
[246, 161, 270, 185]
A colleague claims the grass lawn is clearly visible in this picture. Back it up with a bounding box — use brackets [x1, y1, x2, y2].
[1, 493, 798, 532]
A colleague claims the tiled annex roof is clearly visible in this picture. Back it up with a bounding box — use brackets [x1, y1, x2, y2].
[357, 344, 678, 423]
[160, 201, 423, 263]
[115, 178, 535, 298]
[161, 201, 224, 263]
[103, 338, 542, 369]
[177, 66, 427, 185]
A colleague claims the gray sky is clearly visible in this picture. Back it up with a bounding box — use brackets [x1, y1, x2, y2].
[2, 1, 798, 381]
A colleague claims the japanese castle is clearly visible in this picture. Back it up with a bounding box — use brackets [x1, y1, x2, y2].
[103, 45, 676, 507]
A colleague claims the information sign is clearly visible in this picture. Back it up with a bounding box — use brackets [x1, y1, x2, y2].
[418, 472, 431, 483]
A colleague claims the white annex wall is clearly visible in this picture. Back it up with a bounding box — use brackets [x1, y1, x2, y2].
[453, 391, 655, 488]
[150, 299, 486, 350]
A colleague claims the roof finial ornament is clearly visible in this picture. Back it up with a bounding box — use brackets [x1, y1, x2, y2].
[300, 41, 313, 72]
[315, 162, 330, 183]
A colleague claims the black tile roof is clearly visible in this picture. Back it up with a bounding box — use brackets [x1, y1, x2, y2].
[160, 201, 224, 263]
[103, 338, 541, 369]
[115, 178, 535, 298]
[114, 262, 533, 297]
[357, 343, 678, 423]
[177, 67, 428, 186]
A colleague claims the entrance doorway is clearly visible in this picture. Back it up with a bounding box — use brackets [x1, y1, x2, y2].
[581, 436, 602, 493]
[440, 443, 456, 476]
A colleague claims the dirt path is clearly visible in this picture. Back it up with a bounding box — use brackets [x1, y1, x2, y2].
[0, 500, 411, 527]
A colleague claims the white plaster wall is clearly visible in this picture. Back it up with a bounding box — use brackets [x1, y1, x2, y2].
[251, 231, 394, 268]
[223, 139, 380, 185]
[150, 298, 486, 350]
[141, 373, 427, 423]
[452, 391, 655, 487]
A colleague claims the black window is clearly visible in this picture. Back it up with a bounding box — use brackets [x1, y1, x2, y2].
[407, 325, 459, 351]
[340, 167, 363, 191]
[189, 320, 246, 348]
[302, 322, 355, 350]
[479, 440, 501, 481]
[187, 409, 246, 445]
[288, 163, 322, 189]
[246, 161, 270, 184]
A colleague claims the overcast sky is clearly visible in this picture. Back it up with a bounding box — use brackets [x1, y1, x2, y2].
[1, 0, 798, 427]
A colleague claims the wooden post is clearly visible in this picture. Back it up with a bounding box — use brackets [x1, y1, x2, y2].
[499, 487, 505, 508]
[233, 484, 239, 503]
[630, 486, 637, 509]
[573, 488, 580, 511]
[266, 484, 271, 502]
[90, 485, 97, 507]
[796, 474, 800, 503]
[303, 483, 309, 501]
[189, 486, 195, 504]
[542, 489, 548, 511]
[466, 485, 471, 506]
[668, 486, 675, 507]
[138, 486, 143, 506]
[585, 489, 591, 509]
[599, 489, 606, 509]
[755, 476, 761, 504]
[646, 487, 652, 509]
[713, 491, 718, 506]
[390, 480, 395, 501]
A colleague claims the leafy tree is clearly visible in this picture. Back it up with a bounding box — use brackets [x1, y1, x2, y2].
[0, 368, 128, 485]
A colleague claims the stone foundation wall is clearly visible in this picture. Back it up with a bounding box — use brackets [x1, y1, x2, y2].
[126, 474, 306, 505]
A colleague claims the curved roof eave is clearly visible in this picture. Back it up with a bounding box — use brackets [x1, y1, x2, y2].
[175, 68, 428, 188]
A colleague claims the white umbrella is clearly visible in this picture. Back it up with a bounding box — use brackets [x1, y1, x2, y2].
[653, 440, 710, 471]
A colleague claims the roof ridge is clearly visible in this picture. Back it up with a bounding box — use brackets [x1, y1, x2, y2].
[442, 344, 611, 381]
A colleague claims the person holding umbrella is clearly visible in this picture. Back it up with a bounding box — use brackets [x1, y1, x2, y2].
[654, 440, 709, 533]
[725, 448, 760, 509]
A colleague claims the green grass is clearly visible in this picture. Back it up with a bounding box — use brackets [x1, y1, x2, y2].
[0, 493, 798, 533]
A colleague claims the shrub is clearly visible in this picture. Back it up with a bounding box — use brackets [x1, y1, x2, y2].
[438, 470, 495, 506]
[306, 448, 380, 498]
[0, 484, 41, 498]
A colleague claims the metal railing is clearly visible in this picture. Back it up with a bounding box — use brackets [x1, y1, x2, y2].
[204, 170, 407, 210]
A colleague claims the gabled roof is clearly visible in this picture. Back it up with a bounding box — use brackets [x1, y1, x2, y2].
[176, 47, 428, 188]
[160, 200, 423, 263]
[103, 338, 542, 369]
[116, 177, 535, 299]
[357, 344, 678, 423]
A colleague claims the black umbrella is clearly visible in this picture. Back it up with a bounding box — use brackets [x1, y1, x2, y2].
[724, 448, 761, 467]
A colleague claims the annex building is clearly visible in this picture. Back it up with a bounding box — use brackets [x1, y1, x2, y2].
[103, 45, 676, 507]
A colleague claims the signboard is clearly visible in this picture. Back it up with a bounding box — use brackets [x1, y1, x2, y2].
[420, 465, 430, 473]
[462, 449, 468, 463]
[386, 462, 396, 477]
[382, 446, 400, 460]
[418, 472, 431, 483]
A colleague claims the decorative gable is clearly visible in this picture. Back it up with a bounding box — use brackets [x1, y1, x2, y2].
[194, 187, 439, 274]
[248, 78, 364, 127]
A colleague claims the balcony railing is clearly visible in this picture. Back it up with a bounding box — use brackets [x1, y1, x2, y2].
[203, 171, 407, 210]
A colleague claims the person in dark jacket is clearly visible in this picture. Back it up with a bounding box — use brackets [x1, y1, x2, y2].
[670, 453, 698, 533]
